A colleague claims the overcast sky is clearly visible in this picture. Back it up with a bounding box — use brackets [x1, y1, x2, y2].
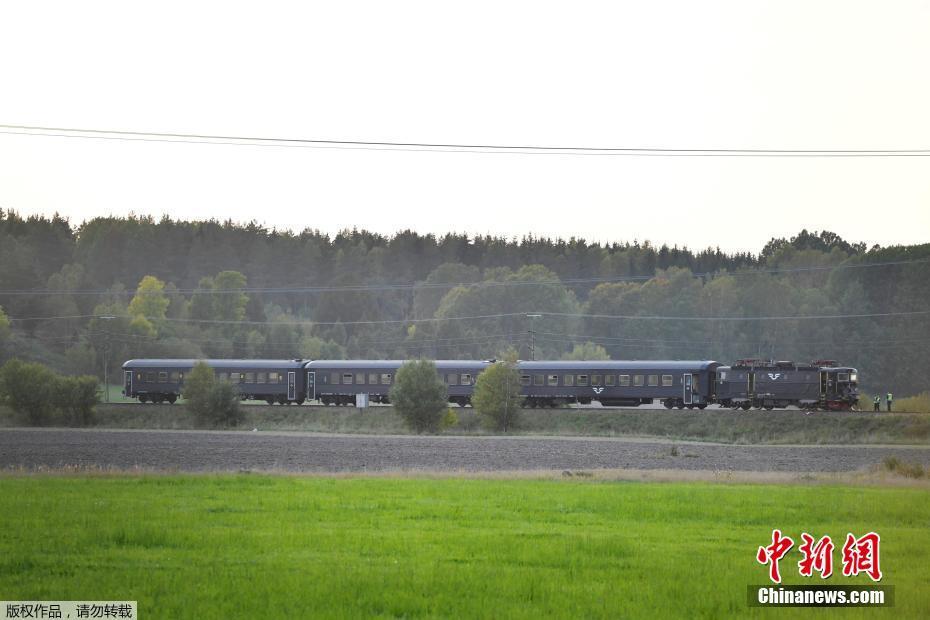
[1, 1, 928, 253]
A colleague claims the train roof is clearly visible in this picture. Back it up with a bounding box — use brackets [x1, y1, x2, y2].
[518, 360, 722, 371]
[122, 359, 306, 369]
[304, 360, 491, 370]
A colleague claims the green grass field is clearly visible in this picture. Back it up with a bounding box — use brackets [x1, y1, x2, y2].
[5, 401, 928, 445]
[1, 476, 927, 618]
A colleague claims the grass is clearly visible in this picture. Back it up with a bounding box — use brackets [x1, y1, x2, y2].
[3, 402, 929, 445]
[0, 475, 927, 618]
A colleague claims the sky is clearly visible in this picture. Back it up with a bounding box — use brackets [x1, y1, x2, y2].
[1, 0, 929, 253]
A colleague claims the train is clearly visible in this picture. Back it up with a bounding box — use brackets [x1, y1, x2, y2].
[122, 357, 860, 411]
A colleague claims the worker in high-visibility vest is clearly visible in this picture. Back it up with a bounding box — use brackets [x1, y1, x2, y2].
[873, 395, 881, 412]
[886, 392, 894, 412]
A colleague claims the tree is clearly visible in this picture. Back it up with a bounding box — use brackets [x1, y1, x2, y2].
[182, 361, 242, 428]
[472, 360, 522, 432]
[212, 271, 249, 321]
[53, 375, 100, 426]
[128, 275, 170, 322]
[0, 359, 59, 425]
[562, 342, 610, 361]
[389, 359, 448, 433]
[0, 305, 10, 344]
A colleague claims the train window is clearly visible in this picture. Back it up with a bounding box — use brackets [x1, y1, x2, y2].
[380, 374, 392, 385]
[838, 373, 849, 381]
[269, 372, 279, 383]
[157, 372, 168, 383]
[577, 375, 589, 386]
[219, 373, 229, 382]
[533, 374, 544, 386]
[564, 375, 574, 386]
[720, 372, 727, 381]
[591, 375, 602, 386]
[230, 372, 240, 382]
[368, 373, 378, 385]
[634, 375, 644, 386]
[136, 372, 142, 381]
[661, 375, 673, 387]
[331, 372, 340, 385]
[144, 372, 156, 383]
[170, 371, 180, 382]
[520, 375, 531, 386]
[548, 374, 559, 386]
[320, 374, 329, 385]
[619, 375, 630, 386]
[647, 375, 658, 386]
[342, 373, 354, 385]
[244, 372, 254, 383]
[461, 374, 472, 385]
[356, 373, 365, 385]
[448, 374, 459, 385]
[257, 372, 267, 384]
[605, 375, 615, 386]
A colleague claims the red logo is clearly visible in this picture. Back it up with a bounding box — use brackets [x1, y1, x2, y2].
[756, 529, 794, 584]
[841, 532, 883, 582]
[798, 533, 834, 579]
[757, 530, 882, 583]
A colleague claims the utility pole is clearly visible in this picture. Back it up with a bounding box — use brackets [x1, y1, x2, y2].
[99, 315, 116, 402]
[525, 313, 541, 360]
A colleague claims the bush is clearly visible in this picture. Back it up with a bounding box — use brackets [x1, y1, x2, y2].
[389, 360, 448, 433]
[472, 361, 522, 432]
[0, 359, 59, 425]
[53, 375, 100, 426]
[183, 361, 242, 428]
[441, 408, 458, 430]
[0, 359, 100, 426]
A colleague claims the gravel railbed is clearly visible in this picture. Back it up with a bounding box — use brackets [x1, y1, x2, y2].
[2, 428, 930, 474]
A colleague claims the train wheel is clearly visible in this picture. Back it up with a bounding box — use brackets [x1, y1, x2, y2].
[664, 400, 674, 409]
[697, 403, 707, 410]
[167, 394, 177, 404]
[740, 402, 751, 411]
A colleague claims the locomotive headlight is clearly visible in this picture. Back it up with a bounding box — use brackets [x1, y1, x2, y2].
[850, 373, 858, 383]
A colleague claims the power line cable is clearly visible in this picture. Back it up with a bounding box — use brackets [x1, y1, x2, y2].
[3, 124, 930, 157]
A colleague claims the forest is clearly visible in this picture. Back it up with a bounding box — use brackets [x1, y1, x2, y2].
[0, 209, 927, 395]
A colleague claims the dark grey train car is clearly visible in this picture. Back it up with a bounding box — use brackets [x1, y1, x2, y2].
[304, 360, 490, 406]
[122, 359, 307, 404]
[516, 360, 721, 408]
[715, 360, 859, 410]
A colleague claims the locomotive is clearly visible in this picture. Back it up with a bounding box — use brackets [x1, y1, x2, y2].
[122, 357, 859, 410]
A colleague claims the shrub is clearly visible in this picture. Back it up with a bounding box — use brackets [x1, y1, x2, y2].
[53, 375, 100, 426]
[0, 359, 59, 425]
[472, 361, 522, 432]
[441, 408, 458, 430]
[183, 361, 242, 428]
[389, 360, 448, 433]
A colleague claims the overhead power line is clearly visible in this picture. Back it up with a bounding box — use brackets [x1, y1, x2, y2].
[3, 124, 930, 157]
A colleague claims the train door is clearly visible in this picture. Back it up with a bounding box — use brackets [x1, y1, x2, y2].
[287, 371, 296, 401]
[124, 371, 132, 396]
[819, 371, 828, 399]
[748, 372, 756, 398]
[307, 371, 316, 401]
[683, 374, 693, 405]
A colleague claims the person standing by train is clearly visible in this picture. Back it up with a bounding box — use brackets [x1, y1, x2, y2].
[873, 395, 881, 412]
[886, 392, 893, 412]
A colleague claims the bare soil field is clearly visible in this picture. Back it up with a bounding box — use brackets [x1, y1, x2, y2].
[2, 428, 929, 475]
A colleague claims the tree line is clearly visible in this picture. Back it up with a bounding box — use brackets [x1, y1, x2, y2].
[1, 210, 928, 395]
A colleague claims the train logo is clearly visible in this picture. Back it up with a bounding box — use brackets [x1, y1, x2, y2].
[768, 373, 782, 380]
[592, 387, 604, 394]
